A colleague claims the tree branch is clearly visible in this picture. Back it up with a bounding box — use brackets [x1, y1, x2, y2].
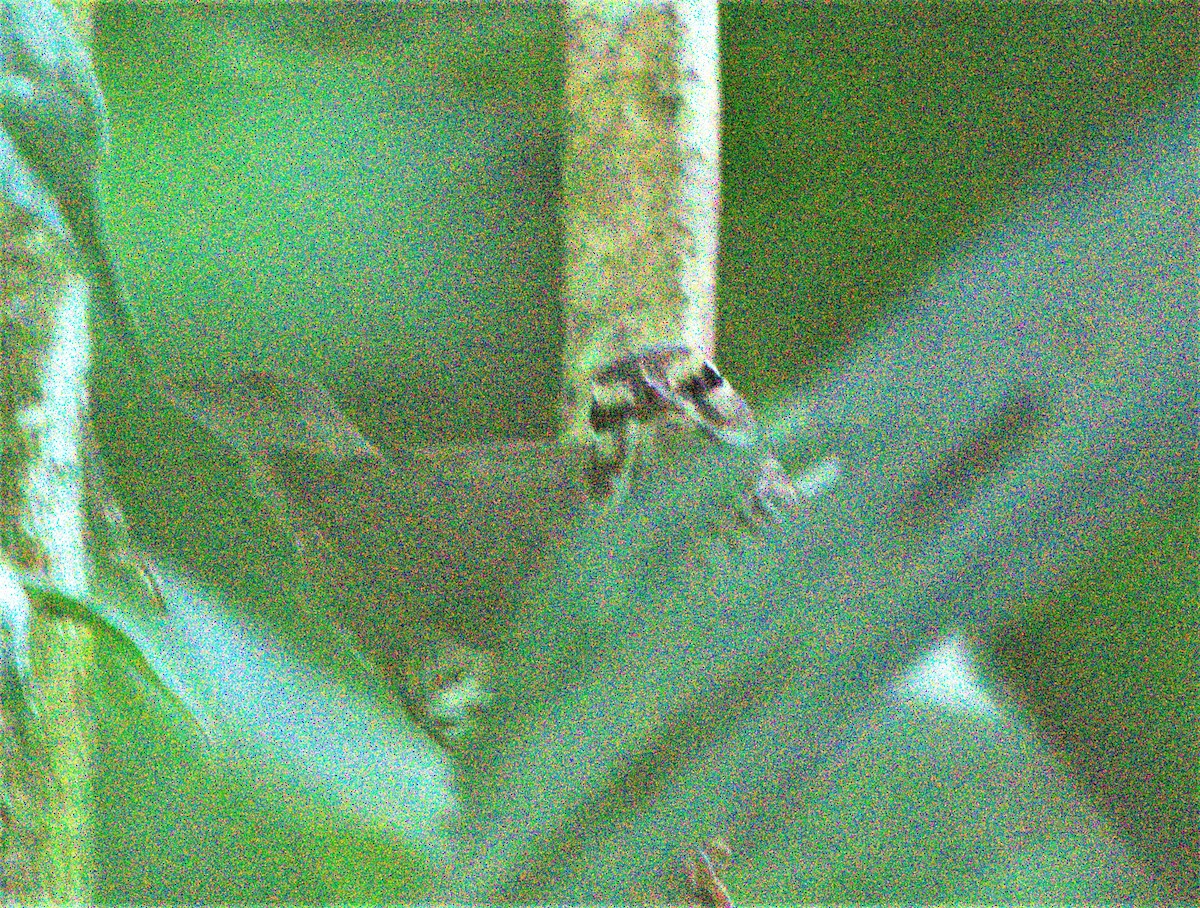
[561, 0, 721, 447]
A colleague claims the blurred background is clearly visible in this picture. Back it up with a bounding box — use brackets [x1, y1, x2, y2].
[89, 3, 1196, 901]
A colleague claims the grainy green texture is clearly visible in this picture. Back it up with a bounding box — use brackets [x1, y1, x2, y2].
[719, 4, 1197, 400]
[95, 4, 564, 454]
[80, 3, 1198, 902]
[986, 494, 1200, 898]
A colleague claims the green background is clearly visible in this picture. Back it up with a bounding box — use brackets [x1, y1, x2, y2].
[89, 3, 1196, 901]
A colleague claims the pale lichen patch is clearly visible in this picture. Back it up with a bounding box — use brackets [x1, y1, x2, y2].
[18, 275, 89, 602]
[562, 4, 692, 446]
[1, 208, 69, 575]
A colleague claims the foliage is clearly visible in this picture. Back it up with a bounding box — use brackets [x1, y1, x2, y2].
[0, 3, 1183, 901]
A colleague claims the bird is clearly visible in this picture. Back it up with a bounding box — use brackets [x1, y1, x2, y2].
[586, 343, 798, 524]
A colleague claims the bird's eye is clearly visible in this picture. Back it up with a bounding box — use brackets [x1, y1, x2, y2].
[698, 361, 724, 391]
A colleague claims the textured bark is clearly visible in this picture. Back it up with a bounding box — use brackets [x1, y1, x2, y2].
[0, 2, 98, 900]
[561, 0, 721, 448]
[0, 212, 95, 905]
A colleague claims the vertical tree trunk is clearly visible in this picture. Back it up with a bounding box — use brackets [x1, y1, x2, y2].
[0, 2, 98, 899]
[560, 0, 721, 446]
